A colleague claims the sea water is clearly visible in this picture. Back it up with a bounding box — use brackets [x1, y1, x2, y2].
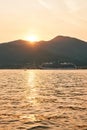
[0, 70, 87, 130]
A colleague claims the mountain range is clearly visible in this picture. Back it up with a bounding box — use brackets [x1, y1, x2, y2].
[0, 35, 87, 68]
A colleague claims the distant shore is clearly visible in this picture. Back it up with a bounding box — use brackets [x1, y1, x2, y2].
[0, 67, 87, 69]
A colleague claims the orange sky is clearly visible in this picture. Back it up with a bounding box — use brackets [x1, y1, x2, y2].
[0, 0, 87, 43]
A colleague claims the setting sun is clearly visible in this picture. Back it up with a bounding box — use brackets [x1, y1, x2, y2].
[24, 35, 38, 42]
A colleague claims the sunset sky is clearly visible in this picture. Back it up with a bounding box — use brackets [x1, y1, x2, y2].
[0, 0, 87, 43]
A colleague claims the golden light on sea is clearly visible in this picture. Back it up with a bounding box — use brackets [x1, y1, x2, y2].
[25, 70, 39, 106]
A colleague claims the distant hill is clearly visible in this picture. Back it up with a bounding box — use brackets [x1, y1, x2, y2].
[0, 36, 87, 68]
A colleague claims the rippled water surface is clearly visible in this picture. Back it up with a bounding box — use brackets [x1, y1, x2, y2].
[0, 70, 87, 130]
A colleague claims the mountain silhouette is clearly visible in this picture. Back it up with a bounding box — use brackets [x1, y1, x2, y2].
[0, 36, 87, 68]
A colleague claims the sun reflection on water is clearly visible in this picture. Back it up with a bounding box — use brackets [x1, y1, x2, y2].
[25, 70, 39, 106]
[28, 70, 36, 87]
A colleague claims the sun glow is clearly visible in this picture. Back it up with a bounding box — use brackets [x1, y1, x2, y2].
[24, 35, 39, 42]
